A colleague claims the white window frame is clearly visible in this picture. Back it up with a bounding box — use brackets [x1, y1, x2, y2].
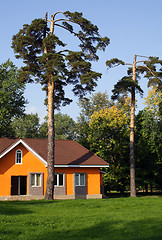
[75, 173, 85, 186]
[15, 149, 22, 164]
[54, 173, 64, 187]
[31, 173, 41, 187]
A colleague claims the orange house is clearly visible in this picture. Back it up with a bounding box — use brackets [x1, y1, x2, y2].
[0, 138, 108, 199]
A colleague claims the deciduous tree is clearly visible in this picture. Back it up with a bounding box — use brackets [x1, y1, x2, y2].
[39, 113, 76, 140]
[12, 113, 40, 138]
[88, 103, 130, 193]
[0, 60, 26, 137]
[135, 87, 162, 192]
[76, 91, 112, 148]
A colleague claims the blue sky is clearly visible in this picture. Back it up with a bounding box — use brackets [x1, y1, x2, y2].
[1, 0, 162, 122]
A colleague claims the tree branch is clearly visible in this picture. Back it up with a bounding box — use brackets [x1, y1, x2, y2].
[54, 23, 85, 44]
[124, 63, 132, 66]
[58, 49, 70, 55]
[136, 55, 150, 59]
[53, 11, 64, 18]
[54, 18, 74, 24]
[138, 65, 157, 78]
[135, 60, 150, 64]
[54, 23, 74, 33]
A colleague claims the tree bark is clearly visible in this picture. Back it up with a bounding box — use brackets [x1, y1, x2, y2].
[130, 55, 136, 197]
[150, 184, 153, 194]
[44, 14, 55, 200]
[45, 80, 55, 200]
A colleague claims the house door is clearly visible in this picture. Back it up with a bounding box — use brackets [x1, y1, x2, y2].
[11, 176, 27, 195]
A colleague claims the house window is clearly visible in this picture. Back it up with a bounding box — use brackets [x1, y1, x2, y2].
[31, 173, 41, 187]
[54, 173, 64, 186]
[75, 173, 85, 186]
[15, 150, 22, 164]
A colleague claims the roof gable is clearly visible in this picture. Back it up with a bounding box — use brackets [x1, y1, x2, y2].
[0, 138, 47, 165]
[0, 138, 109, 167]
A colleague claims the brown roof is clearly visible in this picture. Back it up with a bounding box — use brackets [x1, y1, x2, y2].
[0, 138, 109, 166]
[0, 138, 20, 155]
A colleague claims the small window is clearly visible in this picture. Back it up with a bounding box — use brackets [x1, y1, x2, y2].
[54, 173, 64, 186]
[15, 150, 22, 164]
[31, 174, 41, 187]
[75, 173, 85, 186]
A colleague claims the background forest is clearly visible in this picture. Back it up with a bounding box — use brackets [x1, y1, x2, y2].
[0, 60, 161, 195]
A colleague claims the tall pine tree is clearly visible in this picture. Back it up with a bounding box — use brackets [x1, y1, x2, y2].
[12, 12, 110, 200]
[106, 55, 162, 197]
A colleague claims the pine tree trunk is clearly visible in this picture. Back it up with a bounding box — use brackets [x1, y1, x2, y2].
[130, 55, 136, 197]
[150, 184, 153, 194]
[145, 184, 148, 194]
[45, 81, 55, 200]
[44, 13, 55, 200]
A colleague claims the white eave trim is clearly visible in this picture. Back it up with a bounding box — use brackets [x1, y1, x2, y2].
[54, 164, 109, 168]
[0, 139, 22, 158]
[0, 139, 47, 166]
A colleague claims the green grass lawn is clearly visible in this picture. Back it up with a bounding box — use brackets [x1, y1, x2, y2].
[0, 197, 162, 240]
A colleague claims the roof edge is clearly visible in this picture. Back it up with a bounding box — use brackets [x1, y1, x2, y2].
[54, 164, 109, 168]
[0, 139, 21, 158]
[0, 138, 109, 167]
[21, 139, 47, 165]
[0, 139, 47, 166]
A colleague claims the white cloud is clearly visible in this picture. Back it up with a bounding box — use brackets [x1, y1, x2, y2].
[25, 105, 47, 123]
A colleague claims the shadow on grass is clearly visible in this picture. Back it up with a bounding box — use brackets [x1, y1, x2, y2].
[0, 199, 161, 240]
[0, 200, 64, 216]
[105, 192, 162, 198]
[29, 218, 162, 240]
[0, 203, 33, 215]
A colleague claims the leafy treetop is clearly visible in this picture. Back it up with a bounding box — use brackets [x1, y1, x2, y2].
[0, 60, 26, 137]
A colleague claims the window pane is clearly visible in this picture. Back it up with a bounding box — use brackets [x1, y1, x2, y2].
[16, 150, 22, 163]
[31, 174, 35, 186]
[75, 174, 79, 186]
[59, 174, 63, 186]
[36, 174, 41, 186]
[54, 174, 57, 186]
[80, 174, 85, 186]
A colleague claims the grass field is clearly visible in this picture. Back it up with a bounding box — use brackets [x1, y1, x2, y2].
[0, 197, 162, 240]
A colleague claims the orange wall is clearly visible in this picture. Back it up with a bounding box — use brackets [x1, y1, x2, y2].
[0, 144, 101, 196]
[0, 143, 47, 196]
[55, 167, 101, 195]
